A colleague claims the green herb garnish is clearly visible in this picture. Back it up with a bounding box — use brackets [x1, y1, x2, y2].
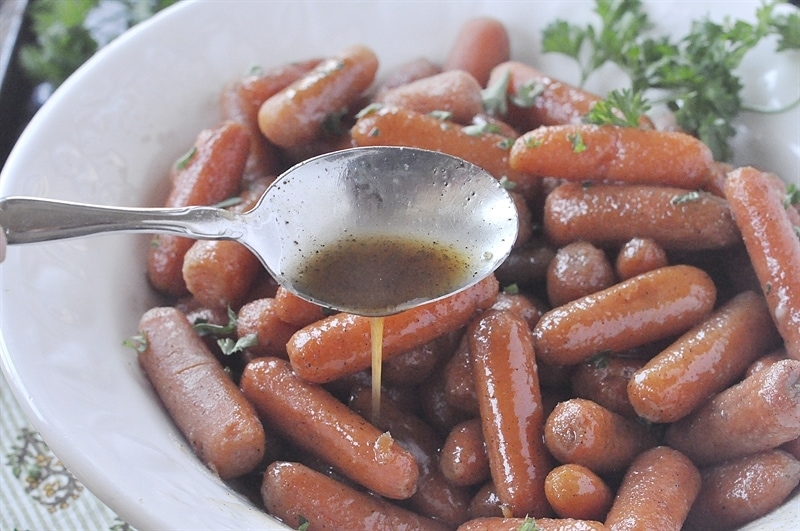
[568, 132, 587, 153]
[784, 183, 800, 208]
[541, 0, 800, 161]
[482, 70, 511, 116]
[584, 88, 651, 127]
[671, 191, 702, 205]
[123, 334, 147, 353]
[175, 146, 197, 171]
[518, 517, 540, 531]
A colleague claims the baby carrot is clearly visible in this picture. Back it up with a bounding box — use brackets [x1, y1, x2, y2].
[628, 290, 780, 423]
[469, 309, 552, 518]
[487, 61, 601, 129]
[544, 398, 657, 476]
[147, 121, 250, 295]
[543, 182, 740, 251]
[240, 357, 419, 499]
[287, 275, 498, 383]
[258, 44, 378, 148]
[510, 124, 713, 189]
[544, 464, 613, 522]
[444, 17, 510, 87]
[262, 461, 450, 531]
[683, 449, 800, 531]
[665, 359, 800, 467]
[604, 446, 700, 531]
[725, 166, 800, 359]
[138, 307, 265, 479]
[532, 265, 716, 366]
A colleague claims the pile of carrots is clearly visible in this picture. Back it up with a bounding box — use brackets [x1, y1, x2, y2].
[135, 16, 800, 531]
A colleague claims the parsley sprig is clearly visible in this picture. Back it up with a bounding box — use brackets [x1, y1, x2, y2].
[542, 0, 800, 161]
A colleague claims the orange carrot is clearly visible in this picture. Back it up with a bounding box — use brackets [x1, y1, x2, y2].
[469, 310, 553, 517]
[240, 357, 419, 499]
[377, 70, 484, 124]
[287, 275, 498, 383]
[665, 359, 800, 466]
[147, 121, 250, 295]
[725, 166, 800, 359]
[258, 44, 378, 148]
[510, 124, 713, 189]
[444, 17, 510, 87]
[628, 290, 780, 423]
[543, 183, 740, 251]
[262, 461, 449, 531]
[604, 446, 700, 531]
[532, 265, 716, 366]
[546, 241, 616, 307]
[683, 449, 800, 531]
[138, 307, 265, 479]
[544, 398, 657, 476]
[544, 464, 613, 522]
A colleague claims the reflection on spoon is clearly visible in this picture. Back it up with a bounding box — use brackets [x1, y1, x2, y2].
[0, 146, 518, 317]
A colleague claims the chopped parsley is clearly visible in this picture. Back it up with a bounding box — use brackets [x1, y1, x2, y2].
[568, 132, 587, 153]
[175, 146, 197, 171]
[518, 517, 540, 531]
[122, 334, 147, 353]
[670, 190, 702, 205]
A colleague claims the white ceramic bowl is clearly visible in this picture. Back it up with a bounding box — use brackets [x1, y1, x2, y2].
[1, 1, 798, 530]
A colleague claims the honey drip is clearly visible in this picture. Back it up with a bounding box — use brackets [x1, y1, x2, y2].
[370, 316, 385, 422]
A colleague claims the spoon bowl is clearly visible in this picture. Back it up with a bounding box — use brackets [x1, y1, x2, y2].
[0, 146, 518, 316]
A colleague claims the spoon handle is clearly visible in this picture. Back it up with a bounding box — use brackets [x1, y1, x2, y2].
[0, 196, 244, 244]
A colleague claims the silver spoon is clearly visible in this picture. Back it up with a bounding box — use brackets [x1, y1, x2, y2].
[0, 146, 518, 316]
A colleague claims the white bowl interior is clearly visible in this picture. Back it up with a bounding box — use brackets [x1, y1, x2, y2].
[0, 1, 797, 530]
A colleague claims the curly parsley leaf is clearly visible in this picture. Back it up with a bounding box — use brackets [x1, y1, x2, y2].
[584, 88, 651, 127]
[542, 0, 800, 161]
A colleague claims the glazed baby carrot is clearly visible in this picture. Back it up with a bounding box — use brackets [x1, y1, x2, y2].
[543, 183, 740, 251]
[725, 166, 800, 359]
[138, 307, 266, 480]
[235, 298, 299, 358]
[221, 59, 319, 180]
[665, 359, 800, 467]
[628, 290, 780, 423]
[381, 337, 445, 388]
[544, 398, 657, 476]
[372, 57, 442, 101]
[147, 121, 250, 295]
[443, 336, 480, 415]
[510, 124, 713, 189]
[258, 44, 378, 148]
[604, 446, 700, 531]
[377, 70, 484, 124]
[350, 106, 530, 188]
[439, 418, 491, 487]
[182, 179, 269, 309]
[571, 356, 645, 418]
[546, 241, 616, 307]
[262, 461, 450, 531]
[532, 265, 716, 366]
[469, 310, 552, 518]
[444, 17, 510, 86]
[240, 357, 419, 499]
[287, 275, 498, 383]
[350, 388, 471, 526]
[614, 238, 668, 281]
[682, 449, 800, 531]
[456, 517, 607, 531]
[272, 286, 328, 328]
[544, 464, 613, 521]
[487, 61, 602, 129]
